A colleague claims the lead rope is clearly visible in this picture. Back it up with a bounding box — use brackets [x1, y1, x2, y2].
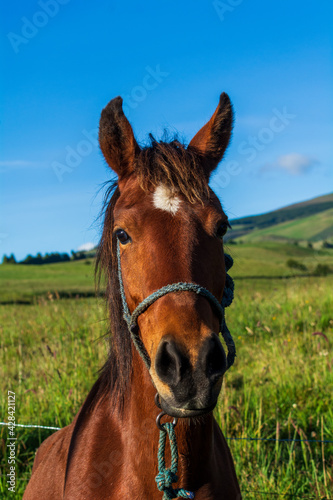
[155, 422, 194, 499]
[116, 240, 235, 499]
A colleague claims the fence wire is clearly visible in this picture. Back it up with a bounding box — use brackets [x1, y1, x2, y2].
[242, 492, 332, 499]
[1, 421, 331, 499]
[1, 421, 332, 444]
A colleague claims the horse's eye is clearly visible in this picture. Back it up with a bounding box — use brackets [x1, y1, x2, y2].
[115, 229, 131, 245]
[216, 222, 230, 239]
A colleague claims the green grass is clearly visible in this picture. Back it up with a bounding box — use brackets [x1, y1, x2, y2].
[0, 251, 332, 498]
[0, 260, 97, 304]
[0, 297, 108, 498]
[216, 276, 333, 498]
[225, 241, 333, 278]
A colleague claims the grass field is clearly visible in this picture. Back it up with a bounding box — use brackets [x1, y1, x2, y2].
[1, 241, 332, 304]
[0, 259, 97, 304]
[0, 243, 332, 498]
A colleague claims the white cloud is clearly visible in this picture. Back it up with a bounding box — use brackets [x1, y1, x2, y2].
[276, 153, 319, 174]
[77, 242, 96, 252]
[261, 153, 319, 176]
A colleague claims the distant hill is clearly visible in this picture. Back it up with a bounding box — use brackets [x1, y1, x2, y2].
[227, 193, 333, 243]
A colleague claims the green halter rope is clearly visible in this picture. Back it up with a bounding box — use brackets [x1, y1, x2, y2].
[155, 422, 195, 499]
[116, 240, 236, 499]
[116, 241, 235, 370]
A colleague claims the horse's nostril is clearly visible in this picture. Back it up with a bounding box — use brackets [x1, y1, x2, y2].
[155, 339, 189, 386]
[202, 334, 226, 382]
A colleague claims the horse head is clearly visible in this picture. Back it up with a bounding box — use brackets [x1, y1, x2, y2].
[98, 93, 234, 419]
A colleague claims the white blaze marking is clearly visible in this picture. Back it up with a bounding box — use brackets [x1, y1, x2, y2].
[153, 185, 181, 215]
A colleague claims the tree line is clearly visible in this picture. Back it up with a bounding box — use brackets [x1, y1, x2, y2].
[2, 250, 91, 265]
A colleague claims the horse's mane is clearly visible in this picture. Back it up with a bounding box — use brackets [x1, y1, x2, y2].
[93, 136, 210, 413]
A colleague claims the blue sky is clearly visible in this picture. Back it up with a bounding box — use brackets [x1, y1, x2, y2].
[1, 0, 332, 260]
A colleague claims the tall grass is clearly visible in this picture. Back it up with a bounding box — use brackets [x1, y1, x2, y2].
[216, 276, 333, 498]
[0, 277, 332, 498]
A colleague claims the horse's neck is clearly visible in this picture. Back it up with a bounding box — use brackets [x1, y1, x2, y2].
[121, 350, 217, 485]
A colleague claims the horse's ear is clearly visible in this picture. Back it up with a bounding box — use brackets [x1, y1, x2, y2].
[188, 92, 233, 177]
[99, 97, 140, 179]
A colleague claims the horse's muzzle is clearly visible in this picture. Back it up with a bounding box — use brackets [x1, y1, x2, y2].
[154, 333, 227, 418]
[158, 397, 217, 418]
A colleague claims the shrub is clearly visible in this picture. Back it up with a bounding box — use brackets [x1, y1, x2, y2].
[313, 264, 331, 276]
[2, 254, 16, 264]
[286, 259, 307, 271]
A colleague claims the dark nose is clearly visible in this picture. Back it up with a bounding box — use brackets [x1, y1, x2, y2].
[200, 333, 227, 383]
[155, 334, 226, 390]
[155, 334, 226, 413]
[155, 338, 190, 386]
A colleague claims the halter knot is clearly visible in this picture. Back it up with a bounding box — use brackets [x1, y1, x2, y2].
[156, 422, 195, 500]
[155, 470, 178, 491]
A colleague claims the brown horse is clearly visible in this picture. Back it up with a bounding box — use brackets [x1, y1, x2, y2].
[23, 93, 241, 499]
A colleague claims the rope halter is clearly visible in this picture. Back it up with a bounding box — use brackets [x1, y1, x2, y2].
[117, 240, 236, 370]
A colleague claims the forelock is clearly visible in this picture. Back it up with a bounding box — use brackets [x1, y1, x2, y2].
[133, 135, 210, 204]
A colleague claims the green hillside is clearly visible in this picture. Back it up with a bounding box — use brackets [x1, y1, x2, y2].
[228, 193, 333, 243]
[240, 207, 333, 243]
[1, 241, 332, 304]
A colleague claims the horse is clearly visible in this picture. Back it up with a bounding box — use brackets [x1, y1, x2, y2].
[23, 92, 242, 499]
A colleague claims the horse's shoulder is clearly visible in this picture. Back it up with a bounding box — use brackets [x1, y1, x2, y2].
[33, 424, 73, 471]
[23, 424, 74, 500]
